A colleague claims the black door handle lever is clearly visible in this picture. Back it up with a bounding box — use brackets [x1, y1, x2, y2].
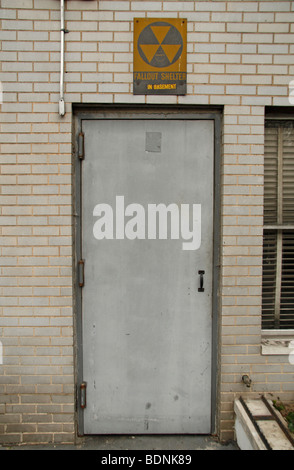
[198, 270, 205, 292]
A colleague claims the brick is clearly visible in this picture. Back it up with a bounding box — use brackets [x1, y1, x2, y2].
[131, 2, 162, 11]
[0, 10, 17, 20]
[195, 2, 226, 11]
[259, 23, 289, 33]
[243, 33, 273, 43]
[2, 41, 33, 51]
[99, 83, 129, 93]
[227, 44, 257, 54]
[100, 1, 130, 11]
[258, 64, 288, 74]
[260, 2, 291, 12]
[211, 33, 242, 43]
[228, 23, 258, 33]
[244, 13, 274, 22]
[226, 64, 256, 74]
[210, 54, 241, 64]
[18, 10, 49, 20]
[274, 34, 294, 43]
[228, 2, 258, 12]
[259, 44, 288, 54]
[226, 85, 256, 95]
[275, 12, 294, 22]
[99, 22, 130, 32]
[194, 64, 225, 74]
[83, 11, 113, 22]
[163, 2, 194, 11]
[212, 13, 242, 22]
[82, 32, 113, 42]
[1, 0, 33, 7]
[258, 86, 287, 96]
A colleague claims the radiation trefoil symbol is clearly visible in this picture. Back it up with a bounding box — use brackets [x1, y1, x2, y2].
[138, 21, 184, 69]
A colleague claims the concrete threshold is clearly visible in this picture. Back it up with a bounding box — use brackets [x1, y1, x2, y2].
[0, 435, 238, 451]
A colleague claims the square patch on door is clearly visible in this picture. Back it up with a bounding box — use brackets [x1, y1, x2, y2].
[145, 132, 162, 153]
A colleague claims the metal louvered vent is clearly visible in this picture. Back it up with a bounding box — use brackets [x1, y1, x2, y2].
[264, 128, 278, 226]
[281, 231, 294, 328]
[283, 127, 294, 225]
[262, 230, 277, 329]
[262, 121, 294, 329]
[262, 230, 294, 329]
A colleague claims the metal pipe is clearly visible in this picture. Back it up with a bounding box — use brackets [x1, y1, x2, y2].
[59, 0, 65, 117]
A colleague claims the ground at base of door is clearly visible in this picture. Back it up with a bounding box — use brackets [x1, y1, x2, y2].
[0, 435, 238, 451]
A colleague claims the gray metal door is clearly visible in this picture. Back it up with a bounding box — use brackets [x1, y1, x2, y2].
[80, 118, 214, 434]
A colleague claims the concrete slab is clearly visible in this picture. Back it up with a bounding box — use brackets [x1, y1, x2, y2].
[235, 398, 294, 451]
[0, 435, 239, 451]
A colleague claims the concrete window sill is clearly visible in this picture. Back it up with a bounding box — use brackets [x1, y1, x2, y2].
[261, 330, 294, 356]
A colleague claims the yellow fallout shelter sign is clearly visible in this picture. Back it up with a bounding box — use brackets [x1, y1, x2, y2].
[133, 18, 187, 95]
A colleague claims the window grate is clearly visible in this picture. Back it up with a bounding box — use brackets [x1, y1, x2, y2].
[262, 122, 294, 330]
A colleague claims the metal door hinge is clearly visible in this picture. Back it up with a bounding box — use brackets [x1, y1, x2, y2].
[80, 382, 87, 409]
[78, 259, 85, 288]
[78, 132, 85, 160]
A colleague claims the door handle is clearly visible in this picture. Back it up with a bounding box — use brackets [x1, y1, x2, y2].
[198, 270, 205, 292]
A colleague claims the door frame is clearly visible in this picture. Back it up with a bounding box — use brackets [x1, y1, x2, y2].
[73, 105, 222, 437]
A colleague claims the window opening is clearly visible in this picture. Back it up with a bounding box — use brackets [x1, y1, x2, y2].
[262, 121, 294, 329]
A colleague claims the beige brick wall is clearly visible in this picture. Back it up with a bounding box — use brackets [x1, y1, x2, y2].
[0, 0, 294, 444]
